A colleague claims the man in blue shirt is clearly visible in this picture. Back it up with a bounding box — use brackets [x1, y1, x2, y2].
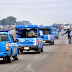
[63, 29, 71, 44]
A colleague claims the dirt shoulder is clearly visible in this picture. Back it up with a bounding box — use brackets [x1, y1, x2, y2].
[41, 37, 72, 72]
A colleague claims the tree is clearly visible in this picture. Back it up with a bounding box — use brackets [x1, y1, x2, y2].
[1, 18, 6, 25]
[16, 20, 32, 25]
[6, 16, 16, 25]
[0, 16, 32, 25]
[22, 20, 32, 25]
[16, 21, 24, 25]
[1, 16, 16, 25]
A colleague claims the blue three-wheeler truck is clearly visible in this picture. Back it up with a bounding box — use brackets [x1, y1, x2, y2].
[15, 25, 43, 53]
[0, 30, 18, 63]
[39, 26, 54, 45]
[52, 28, 59, 39]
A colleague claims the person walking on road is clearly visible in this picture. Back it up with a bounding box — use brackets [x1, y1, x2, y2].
[62, 29, 71, 44]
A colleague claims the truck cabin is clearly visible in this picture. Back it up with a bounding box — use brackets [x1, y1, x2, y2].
[52, 28, 56, 32]
[0, 30, 15, 42]
[39, 26, 52, 35]
[0, 30, 9, 41]
[15, 25, 39, 39]
[52, 25, 58, 29]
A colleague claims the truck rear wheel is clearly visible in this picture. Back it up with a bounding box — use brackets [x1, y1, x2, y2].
[13, 50, 19, 60]
[36, 48, 41, 53]
[41, 48, 43, 52]
[7, 52, 13, 63]
[53, 41, 54, 44]
[13, 55, 18, 60]
[20, 50, 23, 53]
[50, 42, 53, 45]
[57, 36, 59, 39]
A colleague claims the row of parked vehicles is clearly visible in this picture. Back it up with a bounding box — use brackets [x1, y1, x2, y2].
[0, 24, 59, 63]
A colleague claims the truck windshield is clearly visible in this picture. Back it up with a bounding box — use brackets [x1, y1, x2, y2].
[16, 28, 37, 38]
[0, 34, 8, 41]
[53, 26, 58, 29]
[52, 29, 56, 32]
[65, 24, 69, 26]
[43, 30, 50, 35]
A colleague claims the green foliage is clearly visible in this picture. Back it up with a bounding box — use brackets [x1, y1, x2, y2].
[0, 16, 32, 25]
[16, 20, 32, 25]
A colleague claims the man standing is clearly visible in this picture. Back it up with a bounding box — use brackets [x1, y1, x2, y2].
[63, 29, 71, 44]
[39, 30, 43, 35]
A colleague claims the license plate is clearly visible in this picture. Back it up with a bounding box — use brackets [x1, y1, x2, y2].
[24, 47, 29, 50]
[43, 41, 46, 43]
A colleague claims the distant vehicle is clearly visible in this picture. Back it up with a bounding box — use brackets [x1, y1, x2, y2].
[53, 23, 57, 25]
[70, 24, 72, 27]
[58, 24, 63, 29]
[15, 25, 43, 53]
[58, 26, 61, 32]
[63, 24, 70, 31]
[52, 25, 58, 29]
[39, 26, 54, 45]
[52, 28, 59, 39]
[0, 30, 18, 63]
[51, 25, 59, 34]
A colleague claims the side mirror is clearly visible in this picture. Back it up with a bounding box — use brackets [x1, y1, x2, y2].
[14, 39, 19, 42]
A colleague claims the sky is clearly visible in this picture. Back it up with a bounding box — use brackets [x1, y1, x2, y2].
[0, 0, 72, 25]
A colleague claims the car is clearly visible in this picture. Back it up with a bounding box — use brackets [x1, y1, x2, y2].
[39, 26, 54, 45]
[0, 30, 18, 63]
[52, 28, 59, 39]
[58, 24, 63, 29]
[15, 25, 43, 53]
[63, 24, 70, 31]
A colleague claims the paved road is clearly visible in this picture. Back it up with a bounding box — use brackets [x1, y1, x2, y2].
[0, 32, 69, 72]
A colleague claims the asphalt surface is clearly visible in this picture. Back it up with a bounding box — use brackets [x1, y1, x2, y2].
[0, 31, 69, 72]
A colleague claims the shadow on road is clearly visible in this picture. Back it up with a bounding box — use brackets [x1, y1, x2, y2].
[19, 52, 40, 54]
[43, 43, 55, 46]
[0, 60, 7, 64]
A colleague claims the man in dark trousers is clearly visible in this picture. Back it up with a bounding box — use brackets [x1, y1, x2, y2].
[62, 29, 71, 44]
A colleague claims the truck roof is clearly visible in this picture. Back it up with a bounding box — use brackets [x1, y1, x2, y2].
[0, 30, 10, 32]
[15, 25, 38, 29]
[44, 26, 52, 28]
[0, 30, 10, 34]
[0, 32, 11, 35]
[39, 26, 52, 29]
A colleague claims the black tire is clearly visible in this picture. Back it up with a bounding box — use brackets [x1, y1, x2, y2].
[13, 49, 19, 60]
[13, 55, 18, 60]
[41, 48, 43, 52]
[37, 48, 41, 53]
[53, 41, 54, 44]
[50, 42, 53, 45]
[57, 36, 59, 39]
[20, 50, 23, 53]
[7, 52, 12, 63]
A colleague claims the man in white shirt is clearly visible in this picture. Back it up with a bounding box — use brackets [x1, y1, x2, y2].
[39, 30, 43, 35]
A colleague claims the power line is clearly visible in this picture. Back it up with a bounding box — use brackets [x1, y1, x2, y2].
[0, 0, 72, 5]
